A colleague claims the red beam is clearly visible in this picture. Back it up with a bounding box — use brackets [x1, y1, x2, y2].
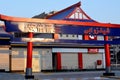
[0, 14, 120, 28]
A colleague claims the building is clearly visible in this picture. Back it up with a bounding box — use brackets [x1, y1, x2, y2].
[0, 2, 107, 72]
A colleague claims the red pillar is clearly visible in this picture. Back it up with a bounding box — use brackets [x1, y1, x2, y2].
[103, 36, 115, 76]
[27, 33, 33, 68]
[25, 32, 34, 79]
[104, 36, 111, 73]
[78, 53, 83, 70]
[56, 52, 61, 70]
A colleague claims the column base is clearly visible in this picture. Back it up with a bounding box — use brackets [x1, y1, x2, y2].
[25, 68, 34, 79]
[25, 75, 34, 79]
[103, 73, 115, 76]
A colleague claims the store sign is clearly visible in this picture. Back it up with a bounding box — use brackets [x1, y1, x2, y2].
[5, 21, 55, 33]
[88, 48, 99, 53]
[55, 25, 120, 36]
[22, 38, 54, 42]
[23, 23, 55, 33]
[84, 27, 110, 35]
[4, 21, 120, 36]
[11, 38, 55, 42]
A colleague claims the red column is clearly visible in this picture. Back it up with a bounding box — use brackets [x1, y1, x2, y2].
[104, 36, 111, 73]
[25, 32, 34, 78]
[78, 53, 83, 69]
[56, 52, 61, 70]
[27, 32, 33, 68]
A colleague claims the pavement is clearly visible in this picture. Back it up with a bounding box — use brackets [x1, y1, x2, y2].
[0, 71, 120, 80]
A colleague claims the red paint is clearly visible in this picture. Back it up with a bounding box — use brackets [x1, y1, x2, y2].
[1, 14, 120, 28]
[56, 52, 61, 70]
[83, 35, 89, 40]
[26, 32, 33, 68]
[84, 28, 110, 35]
[78, 53, 83, 69]
[54, 34, 59, 39]
[97, 60, 102, 65]
[88, 48, 99, 53]
[104, 36, 111, 67]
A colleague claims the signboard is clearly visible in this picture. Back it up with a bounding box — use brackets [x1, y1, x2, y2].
[55, 25, 120, 36]
[12, 38, 54, 42]
[55, 39, 120, 45]
[11, 38, 120, 44]
[4, 21, 120, 36]
[21, 38, 54, 42]
[88, 48, 99, 53]
[5, 21, 55, 33]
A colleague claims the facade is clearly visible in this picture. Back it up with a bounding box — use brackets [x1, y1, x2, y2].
[0, 26, 11, 72]
[0, 2, 107, 72]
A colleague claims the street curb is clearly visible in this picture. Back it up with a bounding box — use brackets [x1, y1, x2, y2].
[102, 76, 120, 79]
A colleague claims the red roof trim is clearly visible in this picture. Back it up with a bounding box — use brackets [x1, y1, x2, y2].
[1, 14, 120, 28]
[46, 2, 81, 19]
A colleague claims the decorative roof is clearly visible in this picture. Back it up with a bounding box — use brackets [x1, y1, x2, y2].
[46, 2, 95, 22]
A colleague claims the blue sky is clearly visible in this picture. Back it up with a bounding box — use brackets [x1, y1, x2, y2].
[0, 0, 120, 24]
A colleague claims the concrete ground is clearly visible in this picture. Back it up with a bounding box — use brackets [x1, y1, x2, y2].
[0, 71, 120, 80]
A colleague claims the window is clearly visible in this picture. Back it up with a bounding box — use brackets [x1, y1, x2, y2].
[66, 34, 68, 37]
[14, 32, 28, 38]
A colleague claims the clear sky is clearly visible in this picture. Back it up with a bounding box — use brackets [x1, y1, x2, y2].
[0, 0, 120, 24]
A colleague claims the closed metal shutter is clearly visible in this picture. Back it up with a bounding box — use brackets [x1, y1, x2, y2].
[61, 53, 78, 69]
[40, 49, 52, 70]
[0, 48, 9, 71]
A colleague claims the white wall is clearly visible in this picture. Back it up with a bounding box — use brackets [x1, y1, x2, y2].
[52, 48, 104, 53]
[52, 48, 87, 53]
[82, 53, 104, 69]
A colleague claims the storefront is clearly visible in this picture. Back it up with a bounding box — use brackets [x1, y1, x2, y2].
[0, 3, 119, 77]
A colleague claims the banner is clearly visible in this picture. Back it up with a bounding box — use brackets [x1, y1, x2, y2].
[56, 25, 120, 36]
[4, 21, 120, 36]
